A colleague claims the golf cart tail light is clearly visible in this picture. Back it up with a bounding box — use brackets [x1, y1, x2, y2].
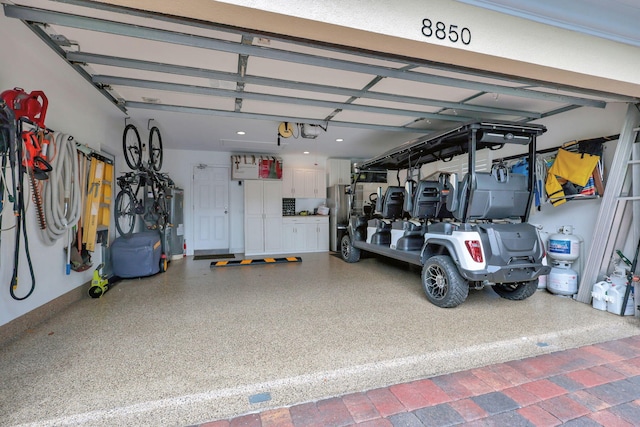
[465, 240, 483, 262]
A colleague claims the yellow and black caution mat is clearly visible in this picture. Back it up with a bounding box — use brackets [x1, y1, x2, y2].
[210, 257, 302, 268]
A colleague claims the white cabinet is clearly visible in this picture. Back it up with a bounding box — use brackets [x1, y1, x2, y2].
[282, 167, 295, 197]
[282, 218, 308, 253]
[305, 217, 329, 251]
[282, 216, 329, 253]
[282, 167, 326, 198]
[244, 180, 282, 255]
[327, 159, 352, 186]
[303, 169, 326, 198]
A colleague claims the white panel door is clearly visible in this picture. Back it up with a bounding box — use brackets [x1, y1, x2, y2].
[192, 165, 229, 250]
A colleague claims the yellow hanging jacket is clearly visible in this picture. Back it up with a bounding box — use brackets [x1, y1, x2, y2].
[545, 148, 599, 206]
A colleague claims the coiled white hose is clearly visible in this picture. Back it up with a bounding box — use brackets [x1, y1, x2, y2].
[40, 132, 81, 245]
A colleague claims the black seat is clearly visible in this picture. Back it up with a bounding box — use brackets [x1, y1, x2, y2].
[412, 180, 442, 219]
[395, 180, 440, 251]
[381, 186, 405, 219]
[370, 186, 404, 246]
[466, 171, 528, 220]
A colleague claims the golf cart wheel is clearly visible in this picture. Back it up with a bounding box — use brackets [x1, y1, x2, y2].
[492, 280, 538, 300]
[341, 233, 361, 263]
[421, 255, 468, 308]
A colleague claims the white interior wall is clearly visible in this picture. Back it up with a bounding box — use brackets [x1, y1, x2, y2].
[162, 149, 328, 255]
[0, 13, 124, 326]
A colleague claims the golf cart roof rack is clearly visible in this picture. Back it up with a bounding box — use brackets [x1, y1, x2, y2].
[358, 120, 547, 171]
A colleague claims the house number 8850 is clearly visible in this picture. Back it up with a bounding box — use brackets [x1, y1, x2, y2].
[421, 18, 471, 45]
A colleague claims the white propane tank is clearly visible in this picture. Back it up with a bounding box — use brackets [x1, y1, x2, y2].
[591, 281, 610, 311]
[547, 226, 580, 263]
[607, 272, 635, 316]
[547, 266, 578, 296]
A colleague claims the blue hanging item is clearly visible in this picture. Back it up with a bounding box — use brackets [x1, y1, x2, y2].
[510, 158, 529, 176]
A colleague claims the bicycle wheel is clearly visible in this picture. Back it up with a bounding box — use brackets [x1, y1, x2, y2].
[115, 189, 136, 237]
[122, 124, 142, 170]
[148, 126, 163, 171]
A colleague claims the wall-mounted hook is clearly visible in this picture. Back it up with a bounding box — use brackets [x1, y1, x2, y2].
[147, 119, 155, 130]
[124, 117, 131, 126]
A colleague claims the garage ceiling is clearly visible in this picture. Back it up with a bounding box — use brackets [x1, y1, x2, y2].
[3, 0, 636, 159]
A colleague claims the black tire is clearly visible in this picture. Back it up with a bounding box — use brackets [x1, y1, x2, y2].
[421, 255, 469, 308]
[123, 124, 142, 170]
[492, 280, 538, 300]
[148, 126, 163, 171]
[88, 285, 104, 298]
[341, 233, 361, 263]
[115, 189, 136, 238]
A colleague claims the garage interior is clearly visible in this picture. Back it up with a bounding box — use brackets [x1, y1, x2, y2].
[1, 0, 640, 426]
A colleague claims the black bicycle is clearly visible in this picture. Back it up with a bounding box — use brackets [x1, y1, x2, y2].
[114, 171, 146, 237]
[115, 168, 172, 238]
[122, 124, 163, 171]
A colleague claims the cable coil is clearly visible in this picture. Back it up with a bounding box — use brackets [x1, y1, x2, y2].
[40, 132, 81, 245]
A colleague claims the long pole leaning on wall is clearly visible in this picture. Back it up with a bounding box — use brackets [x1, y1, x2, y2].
[577, 103, 640, 303]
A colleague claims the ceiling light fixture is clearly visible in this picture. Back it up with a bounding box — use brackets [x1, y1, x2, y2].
[336, 138, 344, 142]
[236, 131, 246, 135]
[303, 151, 310, 154]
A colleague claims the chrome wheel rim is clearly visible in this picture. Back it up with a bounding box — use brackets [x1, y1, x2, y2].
[426, 265, 448, 300]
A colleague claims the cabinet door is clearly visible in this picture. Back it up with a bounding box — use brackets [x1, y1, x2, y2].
[245, 215, 264, 254]
[282, 167, 295, 197]
[264, 180, 282, 253]
[263, 180, 283, 215]
[244, 180, 263, 216]
[328, 159, 351, 186]
[314, 170, 327, 198]
[293, 169, 306, 197]
[304, 222, 318, 250]
[282, 221, 296, 252]
[244, 180, 264, 255]
[301, 170, 314, 198]
[317, 220, 329, 251]
[305, 218, 329, 251]
[264, 215, 282, 253]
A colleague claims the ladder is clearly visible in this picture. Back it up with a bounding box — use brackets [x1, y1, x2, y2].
[577, 103, 640, 303]
[82, 157, 113, 252]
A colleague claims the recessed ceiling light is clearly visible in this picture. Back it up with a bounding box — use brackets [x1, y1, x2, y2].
[236, 131, 246, 135]
[336, 138, 344, 142]
[303, 151, 310, 154]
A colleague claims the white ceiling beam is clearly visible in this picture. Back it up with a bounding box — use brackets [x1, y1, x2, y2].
[124, 101, 432, 133]
[68, 52, 543, 118]
[93, 75, 474, 122]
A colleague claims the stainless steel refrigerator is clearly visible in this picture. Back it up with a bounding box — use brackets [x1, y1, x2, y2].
[327, 184, 350, 252]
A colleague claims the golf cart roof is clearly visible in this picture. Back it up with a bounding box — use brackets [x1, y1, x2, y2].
[358, 120, 547, 171]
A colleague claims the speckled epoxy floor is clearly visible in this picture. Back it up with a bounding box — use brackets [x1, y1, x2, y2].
[0, 253, 638, 426]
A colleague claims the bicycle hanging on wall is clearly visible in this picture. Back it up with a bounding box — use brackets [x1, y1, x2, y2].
[115, 122, 171, 238]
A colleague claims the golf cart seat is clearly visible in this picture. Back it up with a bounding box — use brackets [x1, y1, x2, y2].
[455, 170, 529, 221]
[469, 171, 528, 219]
[370, 186, 405, 246]
[395, 179, 440, 251]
